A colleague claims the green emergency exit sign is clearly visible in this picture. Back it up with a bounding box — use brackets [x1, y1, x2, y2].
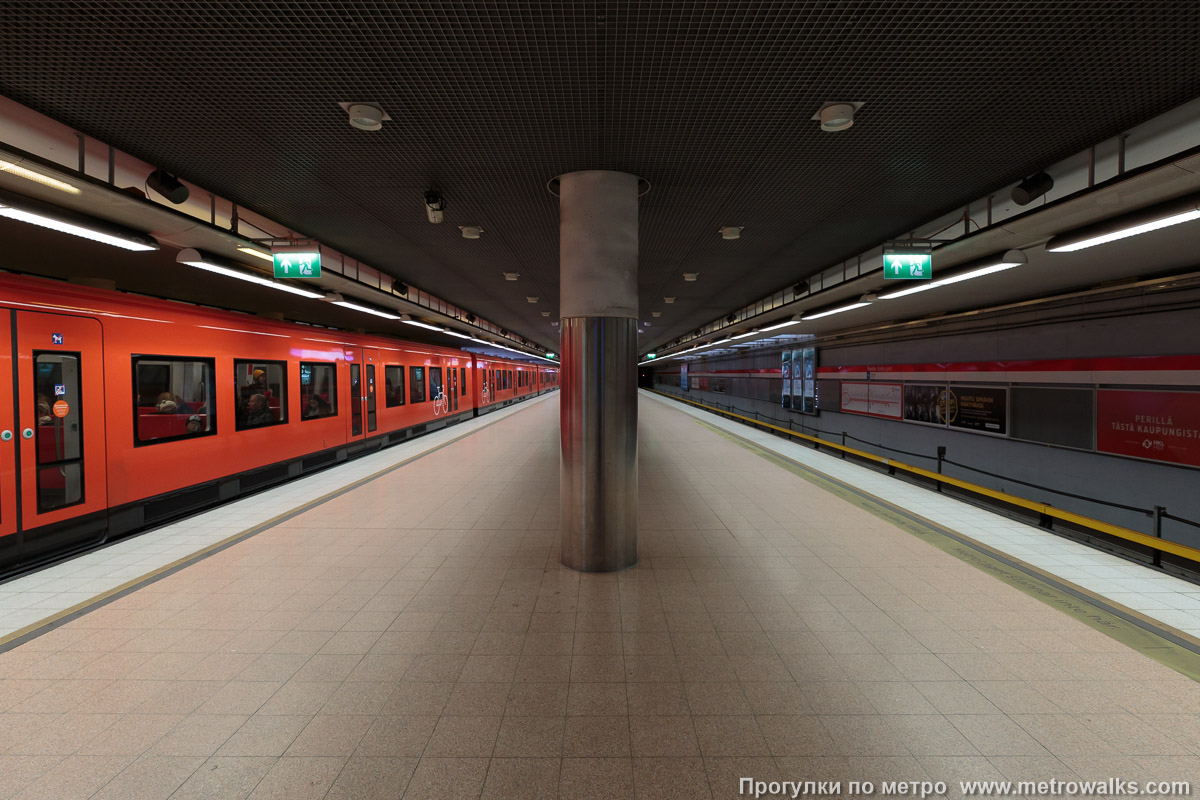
[273, 250, 321, 278]
[883, 249, 932, 280]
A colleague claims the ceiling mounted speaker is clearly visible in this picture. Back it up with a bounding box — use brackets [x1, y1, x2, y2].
[146, 169, 189, 204]
[793, 280, 809, 295]
[1012, 172, 1054, 206]
[392, 280, 408, 296]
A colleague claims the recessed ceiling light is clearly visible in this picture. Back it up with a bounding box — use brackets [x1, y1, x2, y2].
[343, 102, 386, 131]
[664, 297, 675, 303]
[652, 311, 661, 317]
[503, 272, 519, 281]
[812, 101, 864, 132]
[460, 226, 483, 239]
[526, 296, 538, 303]
[541, 311, 550, 317]
[720, 226, 743, 240]
[683, 273, 699, 282]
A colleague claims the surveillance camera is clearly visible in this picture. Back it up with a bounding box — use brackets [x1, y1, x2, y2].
[424, 191, 445, 224]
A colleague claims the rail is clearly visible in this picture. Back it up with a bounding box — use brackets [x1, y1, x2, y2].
[650, 389, 1200, 566]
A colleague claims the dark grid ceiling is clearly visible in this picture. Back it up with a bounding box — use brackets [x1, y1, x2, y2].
[3, 2, 1200, 351]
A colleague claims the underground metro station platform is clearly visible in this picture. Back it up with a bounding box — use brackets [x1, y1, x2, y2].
[2, 2, 1200, 798]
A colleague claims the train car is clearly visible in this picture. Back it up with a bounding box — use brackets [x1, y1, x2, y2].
[474, 354, 547, 412]
[0, 271, 538, 575]
[537, 365, 559, 393]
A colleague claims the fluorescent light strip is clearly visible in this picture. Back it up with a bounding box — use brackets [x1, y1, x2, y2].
[237, 246, 274, 262]
[0, 205, 156, 251]
[181, 258, 325, 298]
[1048, 208, 1200, 252]
[760, 319, 802, 332]
[730, 330, 759, 340]
[333, 300, 400, 319]
[879, 261, 1022, 300]
[801, 302, 870, 321]
[401, 318, 444, 331]
[0, 159, 81, 194]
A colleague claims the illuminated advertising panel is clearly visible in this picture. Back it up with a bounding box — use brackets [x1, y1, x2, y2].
[946, 386, 1008, 434]
[680, 362, 688, 392]
[794, 347, 817, 414]
[1097, 389, 1200, 467]
[781, 351, 792, 409]
[840, 381, 903, 419]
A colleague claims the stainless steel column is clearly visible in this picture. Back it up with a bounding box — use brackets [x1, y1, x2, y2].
[557, 170, 640, 572]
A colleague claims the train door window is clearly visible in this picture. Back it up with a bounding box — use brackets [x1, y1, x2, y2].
[429, 367, 443, 403]
[384, 365, 406, 407]
[132, 356, 216, 445]
[366, 364, 377, 433]
[460, 367, 467, 396]
[410, 366, 426, 403]
[300, 362, 338, 419]
[234, 360, 287, 431]
[33, 352, 84, 511]
[350, 364, 362, 435]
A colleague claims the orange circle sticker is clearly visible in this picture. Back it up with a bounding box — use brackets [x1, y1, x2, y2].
[52, 400, 69, 418]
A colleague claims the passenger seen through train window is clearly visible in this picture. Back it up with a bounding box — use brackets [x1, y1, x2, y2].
[299, 362, 338, 420]
[234, 360, 286, 429]
[132, 357, 216, 443]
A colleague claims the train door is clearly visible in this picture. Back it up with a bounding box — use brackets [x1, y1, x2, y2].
[448, 361, 459, 413]
[363, 349, 379, 433]
[347, 348, 363, 438]
[14, 312, 107, 553]
[0, 312, 16, 543]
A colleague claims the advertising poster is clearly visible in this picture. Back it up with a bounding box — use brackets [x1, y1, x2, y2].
[903, 384, 945, 424]
[1097, 389, 1200, 468]
[946, 386, 1008, 434]
[680, 362, 688, 391]
[840, 381, 903, 419]
[794, 347, 818, 414]
[781, 352, 792, 409]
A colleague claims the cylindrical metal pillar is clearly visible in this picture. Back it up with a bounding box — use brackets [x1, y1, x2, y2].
[558, 170, 640, 572]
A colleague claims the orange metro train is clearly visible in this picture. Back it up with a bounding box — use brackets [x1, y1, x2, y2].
[0, 271, 557, 576]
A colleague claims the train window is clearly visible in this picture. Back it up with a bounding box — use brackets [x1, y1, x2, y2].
[460, 367, 466, 396]
[410, 366, 426, 403]
[132, 356, 216, 446]
[384, 365, 406, 407]
[300, 362, 337, 420]
[429, 367, 443, 403]
[234, 360, 287, 431]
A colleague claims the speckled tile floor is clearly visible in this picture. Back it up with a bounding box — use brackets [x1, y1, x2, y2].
[0, 394, 1197, 799]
